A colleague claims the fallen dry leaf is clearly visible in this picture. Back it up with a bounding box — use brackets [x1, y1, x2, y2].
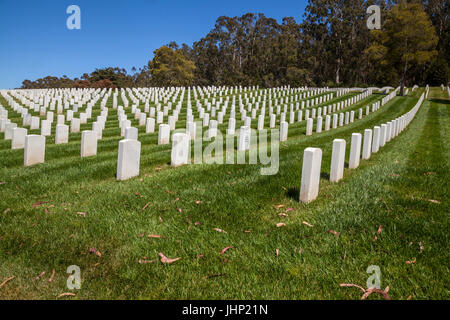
[276, 204, 285, 209]
[0, 276, 15, 289]
[340, 283, 365, 293]
[220, 246, 233, 255]
[278, 213, 288, 218]
[3, 208, 10, 214]
[276, 223, 286, 228]
[32, 201, 47, 208]
[89, 248, 102, 257]
[148, 234, 163, 239]
[428, 199, 441, 204]
[406, 258, 416, 264]
[213, 228, 227, 233]
[328, 230, 340, 236]
[177, 208, 182, 213]
[285, 208, 294, 213]
[158, 252, 180, 264]
[377, 225, 383, 234]
[138, 259, 154, 264]
[35, 271, 46, 280]
[361, 288, 391, 300]
[302, 221, 313, 227]
[275, 248, 279, 256]
[142, 202, 150, 210]
[76, 212, 86, 217]
[195, 200, 203, 204]
[419, 242, 424, 253]
[340, 283, 391, 300]
[48, 269, 55, 282]
[57, 293, 76, 299]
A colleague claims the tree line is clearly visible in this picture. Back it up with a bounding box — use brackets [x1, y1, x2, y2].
[21, 0, 448, 89]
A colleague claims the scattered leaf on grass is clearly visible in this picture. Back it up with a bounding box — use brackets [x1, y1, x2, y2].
[195, 200, 203, 204]
[276, 223, 286, 228]
[194, 222, 201, 226]
[76, 212, 86, 217]
[32, 201, 47, 208]
[361, 288, 391, 300]
[406, 258, 416, 264]
[220, 246, 233, 255]
[419, 242, 424, 253]
[428, 199, 441, 204]
[340, 283, 366, 292]
[57, 293, 76, 299]
[328, 230, 340, 236]
[302, 221, 313, 227]
[275, 249, 279, 256]
[36, 271, 46, 280]
[0, 276, 15, 289]
[142, 202, 150, 210]
[285, 208, 294, 213]
[3, 208, 10, 214]
[377, 225, 383, 234]
[138, 259, 154, 264]
[89, 248, 102, 257]
[177, 208, 182, 213]
[158, 252, 180, 264]
[213, 228, 227, 233]
[278, 213, 288, 218]
[0, 182, 6, 185]
[148, 234, 163, 239]
[48, 269, 55, 282]
[276, 204, 284, 209]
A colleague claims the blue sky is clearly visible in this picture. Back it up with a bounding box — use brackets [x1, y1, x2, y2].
[0, 0, 307, 89]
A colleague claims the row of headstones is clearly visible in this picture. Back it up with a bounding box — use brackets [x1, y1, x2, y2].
[10, 123, 141, 166]
[107, 89, 375, 150]
[299, 92, 425, 203]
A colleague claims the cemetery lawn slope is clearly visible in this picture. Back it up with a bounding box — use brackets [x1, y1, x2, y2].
[0, 89, 448, 299]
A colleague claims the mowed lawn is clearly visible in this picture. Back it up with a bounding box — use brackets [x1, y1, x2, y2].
[0, 88, 448, 299]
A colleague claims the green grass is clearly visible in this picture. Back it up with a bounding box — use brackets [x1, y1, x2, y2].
[0, 88, 448, 300]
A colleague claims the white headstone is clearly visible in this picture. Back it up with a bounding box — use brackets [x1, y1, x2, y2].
[171, 133, 190, 167]
[11, 127, 27, 149]
[81, 130, 98, 157]
[330, 139, 346, 182]
[55, 124, 69, 144]
[349, 133, 362, 169]
[24, 135, 45, 166]
[116, 139, 141, 181]
[300, 148, 322, 203]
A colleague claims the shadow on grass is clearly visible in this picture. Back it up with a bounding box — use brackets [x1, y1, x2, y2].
[286, 186, 299, 201]
[428, 98, 450, 105]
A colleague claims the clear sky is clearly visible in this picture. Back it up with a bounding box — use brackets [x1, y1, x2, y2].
[0, 0, 308, 89]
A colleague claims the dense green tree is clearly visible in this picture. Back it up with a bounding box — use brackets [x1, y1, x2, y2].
[148, 46, 196, 87]
[366, 1, 438, 91]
